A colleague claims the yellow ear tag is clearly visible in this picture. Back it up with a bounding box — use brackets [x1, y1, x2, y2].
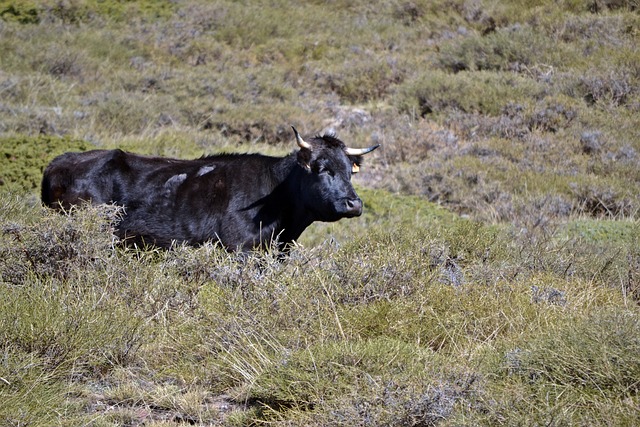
[352, 163, 360, 173]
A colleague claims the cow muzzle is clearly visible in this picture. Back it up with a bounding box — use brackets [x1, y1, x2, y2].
[342, 197, 363, 217]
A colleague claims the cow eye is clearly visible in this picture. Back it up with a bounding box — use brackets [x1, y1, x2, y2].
[319, 165, 334, 176]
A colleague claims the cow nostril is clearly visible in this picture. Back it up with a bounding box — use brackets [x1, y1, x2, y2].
[345, 198, 362, 213]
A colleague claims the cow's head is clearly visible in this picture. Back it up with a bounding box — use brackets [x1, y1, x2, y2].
[292, 127, 379, 222]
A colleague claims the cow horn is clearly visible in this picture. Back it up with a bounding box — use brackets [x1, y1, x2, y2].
[292, 126, 312, 150]
[345, 144, 380, 156]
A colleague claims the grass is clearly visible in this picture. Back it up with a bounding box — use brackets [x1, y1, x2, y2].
[1, 0, 639, 425]
[0, 195, 637, 425]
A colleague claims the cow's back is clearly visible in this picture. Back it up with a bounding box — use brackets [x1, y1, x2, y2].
[41, 149, 281, 248]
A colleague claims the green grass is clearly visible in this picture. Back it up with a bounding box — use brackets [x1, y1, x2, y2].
[1, 193, 638, 425]
[1, 0, 640, 424]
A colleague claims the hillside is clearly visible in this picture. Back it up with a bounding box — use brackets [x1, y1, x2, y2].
[1, 0, 639, 425]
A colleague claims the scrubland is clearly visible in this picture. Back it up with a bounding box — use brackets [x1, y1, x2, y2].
[1, 0, 639, 425]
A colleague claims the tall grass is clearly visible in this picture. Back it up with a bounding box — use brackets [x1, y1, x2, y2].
[0, 193, 638, 425]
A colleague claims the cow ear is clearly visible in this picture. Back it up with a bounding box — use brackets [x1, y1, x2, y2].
[297, 148, 312, 171]
[350, 156, 363, 174]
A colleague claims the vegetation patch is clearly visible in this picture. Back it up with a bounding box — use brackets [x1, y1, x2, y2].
[0, 136, 89, 192]
[0, 0, 175, 24]
[1, 194, 638, 424]
[396, 70, 544, 118]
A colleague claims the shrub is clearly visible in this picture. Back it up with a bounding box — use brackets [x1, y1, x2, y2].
[0, 0, 176, 25]
[0, 2, 39, 24]
[436, 24, 571, 73]
[527, 95, 578, 133]
[396, 70, 543, 118]
[578, 71, 635, 108]
[569, 181, 635, 218]
[314, 56, 404, 104]
[0, 135, 89, 192]
[590, 0, 639, 12]
[0, 201, 119, 284]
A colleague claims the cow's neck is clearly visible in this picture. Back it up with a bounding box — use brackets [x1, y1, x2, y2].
[255, 154, 314, 249]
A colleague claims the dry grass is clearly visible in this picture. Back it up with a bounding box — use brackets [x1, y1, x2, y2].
[1, 198, 638, 425]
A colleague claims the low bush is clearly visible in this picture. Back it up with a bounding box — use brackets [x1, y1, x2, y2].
[436, 24, 572, 73]
[484, 310, 640, 425]
[0, 0, 175, 25]
[313, 55, 404, 104]
[0, 135, 89, 192]
[396, 70, 543, 118]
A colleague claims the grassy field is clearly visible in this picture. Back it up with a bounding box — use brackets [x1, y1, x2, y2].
[1, 0, 639, 425]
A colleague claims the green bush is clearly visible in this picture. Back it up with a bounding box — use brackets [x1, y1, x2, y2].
[0, 0, 175, 24]
[0, 136, 89, 193]
[436, 25, 573, 73]
[481, 310, 640, 425]
[396, 70, 543, 117]
[0, 2, 39, 24]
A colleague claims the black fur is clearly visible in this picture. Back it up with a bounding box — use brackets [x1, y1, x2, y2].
[41, 134, 378, 251]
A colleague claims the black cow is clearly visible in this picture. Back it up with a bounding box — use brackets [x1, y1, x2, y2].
[41, 127, 379, 251]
